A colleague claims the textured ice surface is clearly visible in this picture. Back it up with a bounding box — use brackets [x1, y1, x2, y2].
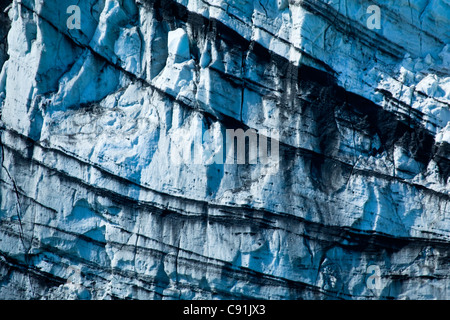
[0, 0, 449, 299]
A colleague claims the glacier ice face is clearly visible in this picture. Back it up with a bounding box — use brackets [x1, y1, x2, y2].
[0, 0, 449, 299]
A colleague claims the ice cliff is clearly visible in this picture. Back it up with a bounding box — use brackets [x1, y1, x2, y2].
[0, 0, 449, 299]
